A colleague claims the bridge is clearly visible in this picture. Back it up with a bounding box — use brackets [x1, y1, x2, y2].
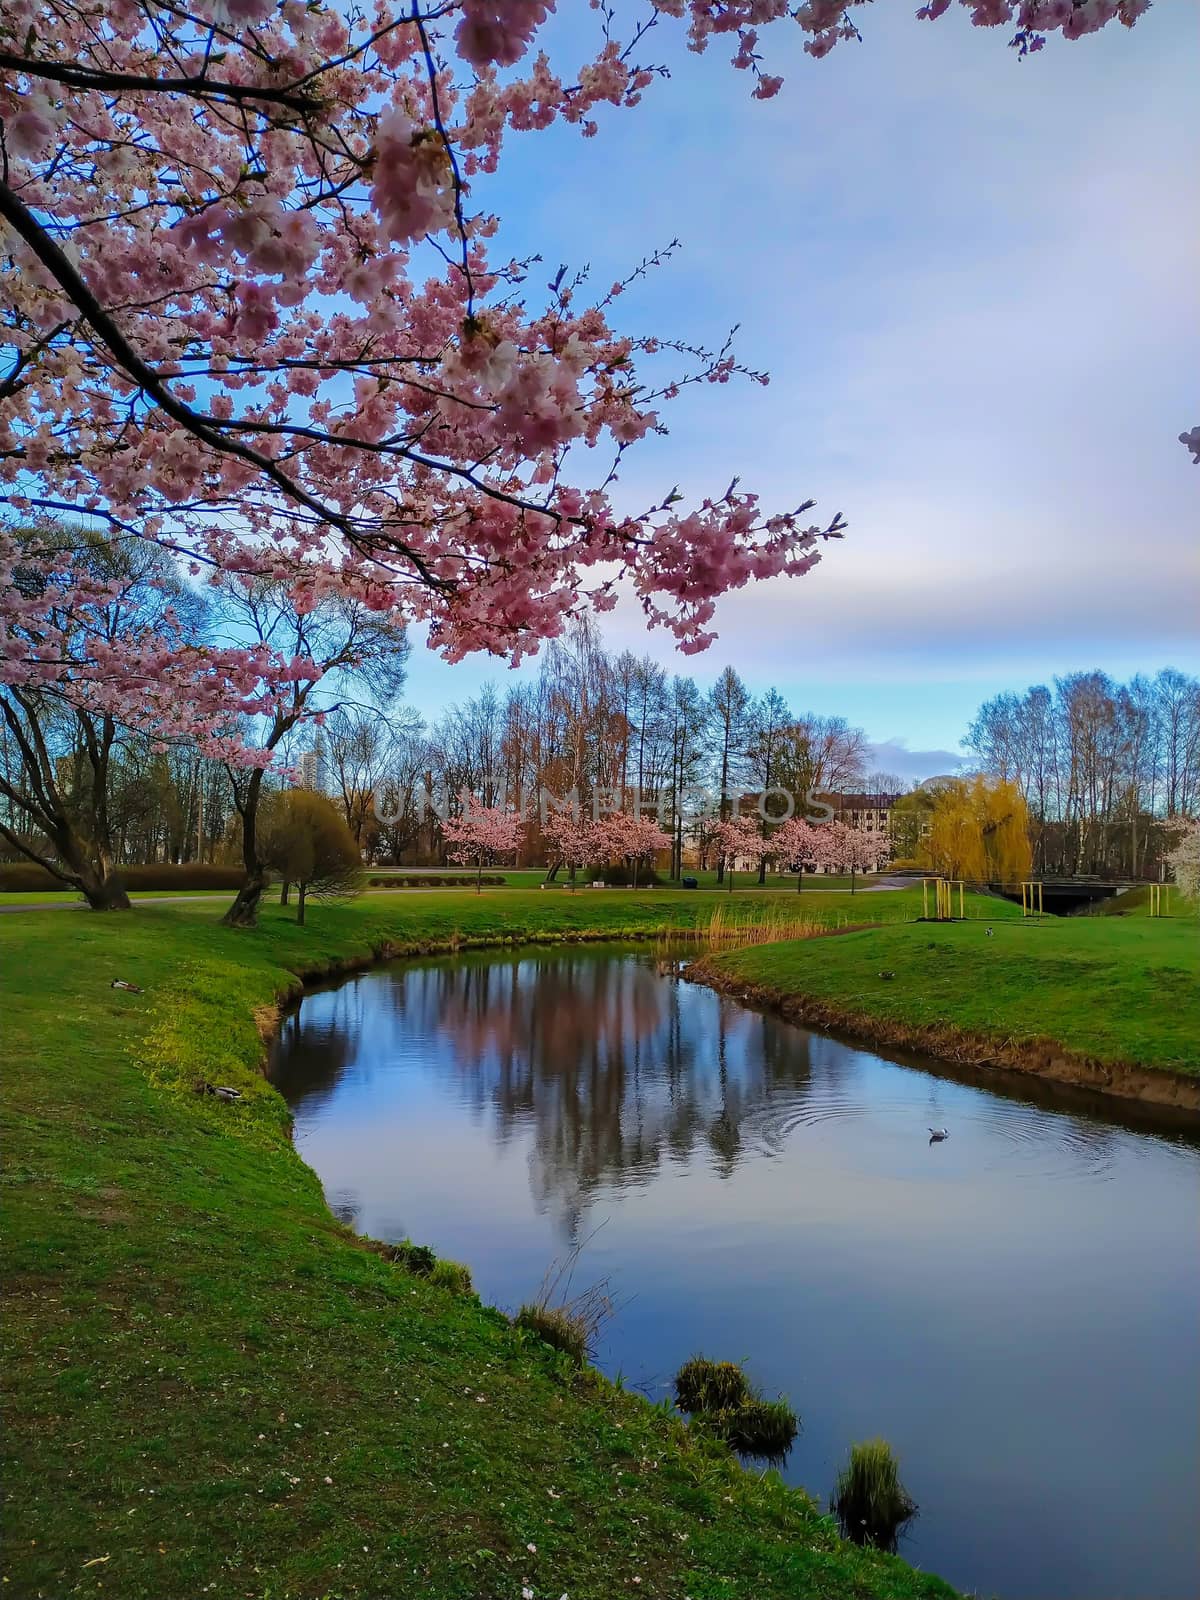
[992, 879, 1136, 915]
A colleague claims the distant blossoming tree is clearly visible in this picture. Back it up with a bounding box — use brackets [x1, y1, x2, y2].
[1166, 818, 1200, 904]
[770, 815, 821, 892]
[0, 0, 1162, 801]
[594, 811, 672, 888]
[710, 814, 764, 893]
[806, 817, 850, 882]
[541, 809, 594, 889]
[805, 817, 890, 890]
[441, 801, 524, 891]
[833, 821, 892, 892]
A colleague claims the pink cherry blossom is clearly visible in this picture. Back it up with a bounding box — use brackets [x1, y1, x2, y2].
[709, 814, 765, 890]
[442, 801, 525, 889]
[770, 815, 820, 889]
[0, 0, 1152, 751]
[592, 811, 672, 885]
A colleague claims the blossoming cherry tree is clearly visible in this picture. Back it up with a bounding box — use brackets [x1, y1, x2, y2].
[0, 0, 1162, 810]
[441, 804, 525, 892]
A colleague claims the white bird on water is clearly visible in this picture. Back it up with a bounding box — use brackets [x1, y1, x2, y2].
[928, 1127, 949, 1142]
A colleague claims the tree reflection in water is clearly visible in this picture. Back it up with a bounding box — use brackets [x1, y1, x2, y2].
[271, 948, 814, 1233]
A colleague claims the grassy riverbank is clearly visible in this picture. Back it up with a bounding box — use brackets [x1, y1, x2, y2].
[694, 915, 1200, 1102]
[3, 892, 958, 1600]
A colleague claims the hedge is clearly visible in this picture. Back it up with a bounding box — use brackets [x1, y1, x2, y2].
[0, 862, 246, 893]
[366, 874, 507, 888]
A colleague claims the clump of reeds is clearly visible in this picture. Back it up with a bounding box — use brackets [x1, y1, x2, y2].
[675, 1358, 751, 1413]
[700, 903, 825, 947]
[514, 1233, 616, 1366]
[514, 1303, 589, 1363]
[674, 1356, 799, 1462]
[831, 1438, 917, 1551]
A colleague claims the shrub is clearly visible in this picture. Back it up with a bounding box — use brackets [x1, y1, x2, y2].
[832, 1438, 917, 1551]
[0, 862, 246, 893]
[713, 1398, 798, 1458]
[674, 1358, 751, 1414]
[428, 1257, 473, 1296]
[259, 789, 361, 924]
[593, 863, 664, 887]
[514, 1303, 589, 1364]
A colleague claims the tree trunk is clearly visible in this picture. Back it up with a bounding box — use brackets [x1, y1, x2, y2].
[53, 823, 131, 911]
[223, 868, 268, 927]
[75, 860, 132, 911]
[796, 869, 804, 893]
[280, 880, 291, 905]
[222, 770, 266, 927]
[476, 856, 483, 894]
[296, 881, 307, 925]
[632, 857, 640, 890]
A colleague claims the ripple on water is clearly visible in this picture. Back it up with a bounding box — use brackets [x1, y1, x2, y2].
[739, 1088, 1166, 1184]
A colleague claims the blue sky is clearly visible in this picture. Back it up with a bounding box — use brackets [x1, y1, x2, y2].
[404, 4, 1198, 779]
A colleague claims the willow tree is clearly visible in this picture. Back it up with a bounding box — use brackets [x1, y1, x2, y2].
[920, 777, 1032, 883]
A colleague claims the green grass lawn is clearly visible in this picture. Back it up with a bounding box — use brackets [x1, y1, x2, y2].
[2, 893, 958, 1600]
[0, 872, 882, 906]
[701, 914, 1200, 1077]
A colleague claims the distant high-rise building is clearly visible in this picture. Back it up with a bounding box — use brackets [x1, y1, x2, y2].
[297, 733, 325, 792]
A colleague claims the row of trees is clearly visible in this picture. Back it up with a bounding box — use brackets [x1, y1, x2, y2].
[6, 529, 1195, 913]
[350, 616, 881, 881]
[966, 670, 1200, 878]
[0, 533, 888, 914]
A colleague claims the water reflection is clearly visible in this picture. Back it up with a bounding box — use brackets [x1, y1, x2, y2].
[270, 945, 1200, 1600]
[282, 949, 830, 1232]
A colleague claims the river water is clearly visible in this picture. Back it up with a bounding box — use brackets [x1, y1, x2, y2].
[269, 942, 1200, 1600]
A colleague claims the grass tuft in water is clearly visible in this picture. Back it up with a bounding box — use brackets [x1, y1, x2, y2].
[676, 1359, 799, 1462]
[713, 1397, 799, 1458]
[675, 1358, 752, 1414]
[832, 1438, 918, 1551]
[514, 1234, 617, 1365]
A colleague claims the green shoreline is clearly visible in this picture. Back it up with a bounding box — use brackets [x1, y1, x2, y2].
[3, 893, 958, 1600]
[688, 915, 1200, 1110]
